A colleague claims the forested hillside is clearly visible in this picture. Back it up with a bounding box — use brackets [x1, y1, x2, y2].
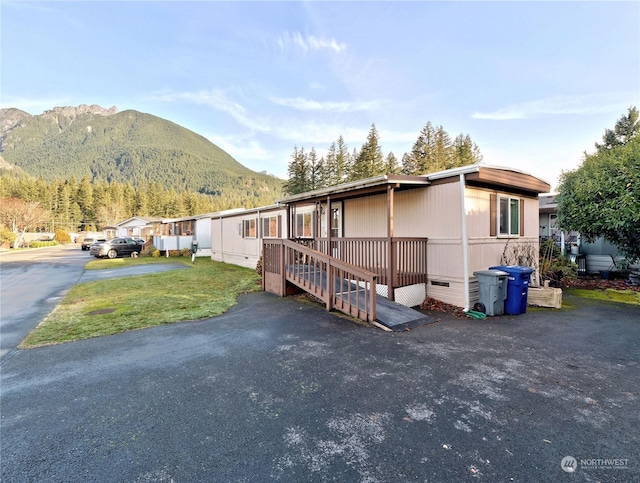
[0, 106, 283, 203]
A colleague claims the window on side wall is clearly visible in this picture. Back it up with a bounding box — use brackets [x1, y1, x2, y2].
[498, 195, 520, 236]
[243, 218, 257, 238]
[262, 216, 281, 238]
[295, 212, 314, 238]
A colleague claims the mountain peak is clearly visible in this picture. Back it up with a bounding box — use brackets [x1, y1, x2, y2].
[42, 104, 118, 119]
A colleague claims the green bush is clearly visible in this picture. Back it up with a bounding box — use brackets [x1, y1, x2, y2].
[181, 248, 191, 257]
[29, 240, 59, 248]
[0, 225, 16, 247]
[141, 243, 156, 256]
[539, 238, 561, 259]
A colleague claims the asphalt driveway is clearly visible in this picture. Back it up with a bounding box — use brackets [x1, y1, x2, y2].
[1, 291, 638, 482]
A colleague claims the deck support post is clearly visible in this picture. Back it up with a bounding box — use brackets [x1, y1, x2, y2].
[387, 185, 395, 301]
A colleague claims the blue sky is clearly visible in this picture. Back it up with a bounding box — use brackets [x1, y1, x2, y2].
[2, 1, 639, 190]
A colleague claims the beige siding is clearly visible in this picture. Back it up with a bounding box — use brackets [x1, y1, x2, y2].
[344, 195, 387, 237]
[211, 207, 288, 270]
[394, 183, 462, 239]
[424, 182, 462, 239]
[465, 187, 492, 238]
[423, 186, 541, 307]
[523, 197, 539, 237]
[394, 189, 428, 237]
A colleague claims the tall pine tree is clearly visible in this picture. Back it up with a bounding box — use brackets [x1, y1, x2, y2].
[284, 146, 311, 195]
[350, 124, 385, 180]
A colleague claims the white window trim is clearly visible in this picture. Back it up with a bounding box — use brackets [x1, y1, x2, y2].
[242, 218, 258, 239]
[295, 211, 315, 238]
[262, 215, 279, 239]
[497, 195, 520, 237]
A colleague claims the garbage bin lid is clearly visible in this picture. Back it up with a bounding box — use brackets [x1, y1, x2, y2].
[489, 265, 535, 275]
[474, 269, 509, 277]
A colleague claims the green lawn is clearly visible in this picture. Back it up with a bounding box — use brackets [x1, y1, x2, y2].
[565, 288, 640, 305]
[20, 257, 261, 348]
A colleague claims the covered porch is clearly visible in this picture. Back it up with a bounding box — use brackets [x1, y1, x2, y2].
[266, 175, 432, 307]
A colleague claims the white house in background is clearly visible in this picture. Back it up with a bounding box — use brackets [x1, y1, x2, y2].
[151, 206, 287, 261]
[115, 216, 162, 239]
[152, 213, 215, 256]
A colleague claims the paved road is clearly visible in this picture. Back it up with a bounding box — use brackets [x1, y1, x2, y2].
[1, 275, 639, 482]
[0, 245, 188, 361]
[0, 244, 89, 360]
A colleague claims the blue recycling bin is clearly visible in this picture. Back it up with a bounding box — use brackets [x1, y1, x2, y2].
[489, 265, 535, 315]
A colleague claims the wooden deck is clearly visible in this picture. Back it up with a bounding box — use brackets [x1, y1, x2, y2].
[263, 238, 433, 330]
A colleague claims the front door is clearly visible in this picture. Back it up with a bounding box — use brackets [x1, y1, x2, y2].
[330, 202, 342, 238]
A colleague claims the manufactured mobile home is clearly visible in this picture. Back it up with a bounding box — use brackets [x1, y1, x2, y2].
[115, 216, 162, 239]
[262, 164, 550, 313]
[153, 213, 215, 256]
[210, 205, 288, 269]
[177, 164, 550, 322]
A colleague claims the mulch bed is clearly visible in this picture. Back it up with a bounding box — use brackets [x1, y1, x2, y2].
[560, 274, 640, 292]
[419, 298, 467, 318]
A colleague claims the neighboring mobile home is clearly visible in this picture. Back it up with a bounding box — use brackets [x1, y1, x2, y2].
[538, 194, 637, 274]
[210, 205, 288, 269]
[115, 216, 162, 239]
[152, 213, 214, 256]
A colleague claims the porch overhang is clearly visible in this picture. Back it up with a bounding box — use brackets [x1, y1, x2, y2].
[427, 164, 551, 196]
[277, 175, 430, 205]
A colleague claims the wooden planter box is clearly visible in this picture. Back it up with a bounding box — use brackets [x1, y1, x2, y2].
[528, 281, 562, 309]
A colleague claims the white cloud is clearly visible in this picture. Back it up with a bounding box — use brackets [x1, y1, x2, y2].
[269, 96, 383, 112]
[206, 134, 271, 161]
[150, 89, 414, 156]
[472, 92, 635, 121]
[150, 89, 269, 133]
[277, 31, 346, 54]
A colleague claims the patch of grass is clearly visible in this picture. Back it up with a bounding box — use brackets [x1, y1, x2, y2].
[19, 259, 261, 348]
[565, 288, 640, 305]
[84, 256, 179, 270]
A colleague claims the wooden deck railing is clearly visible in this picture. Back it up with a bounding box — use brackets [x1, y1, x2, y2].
[263, 239, 378, 323]
[303, 237, 428, 289]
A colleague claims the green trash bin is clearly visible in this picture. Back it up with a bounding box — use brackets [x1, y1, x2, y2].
[473, 269, 509, 316]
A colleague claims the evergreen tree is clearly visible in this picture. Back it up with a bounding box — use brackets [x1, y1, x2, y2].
[77, 177, 94, 229]
[385, 152, 401, 174]
[308, 147, 322, 191]
[135, 182, 150, 216]
[402, 122, 436, 175]
[335, 136, 351, 185]
[453, 134, 482, 167]
[284, 146, 310, 195]
[402, 122, 482, 174]
[350, 124, 385, 180]
[401, 152, 418, 176]
[324, 142, 338, 187]
[433, 125, 453, 171]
